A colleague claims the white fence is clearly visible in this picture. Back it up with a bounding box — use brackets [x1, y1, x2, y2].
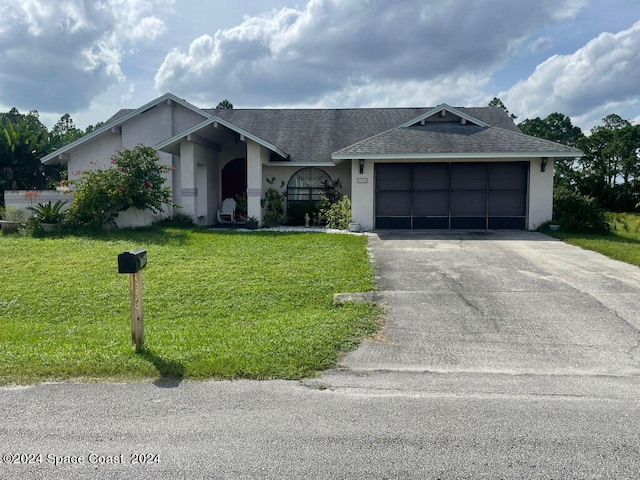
[4, 190, 73, 212]
[3, 190, 153, 228]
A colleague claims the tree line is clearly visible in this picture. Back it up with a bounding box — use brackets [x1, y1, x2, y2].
[2, 99, 639, 213]
[490, 97, 640, 212]
[0, 108, 102, 195]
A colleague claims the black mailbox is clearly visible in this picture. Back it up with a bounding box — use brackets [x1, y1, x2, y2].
[118, 249, 148, 274]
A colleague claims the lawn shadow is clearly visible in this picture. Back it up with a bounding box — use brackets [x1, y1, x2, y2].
[137, 349, 185, 388]
[71, 226, 193, 246]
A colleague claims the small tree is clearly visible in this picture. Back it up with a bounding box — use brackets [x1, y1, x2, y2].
[68, 145, 175, 230]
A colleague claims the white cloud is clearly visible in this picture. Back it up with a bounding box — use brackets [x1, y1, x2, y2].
[502, 20, 640, 129]
[0, 0, 173, 111]
[155, 0, 583, 108]
[277, 74, 491, 110]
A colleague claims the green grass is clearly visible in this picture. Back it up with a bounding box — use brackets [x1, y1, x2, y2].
[0, 228, 381, 385]
[545, 213, 640, 267]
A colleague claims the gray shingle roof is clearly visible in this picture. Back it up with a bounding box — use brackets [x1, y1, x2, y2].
[332, 122, 583, 158]
[205, 106, 538, 163]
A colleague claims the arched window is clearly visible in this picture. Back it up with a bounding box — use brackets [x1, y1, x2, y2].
[287, 168, 332, 203]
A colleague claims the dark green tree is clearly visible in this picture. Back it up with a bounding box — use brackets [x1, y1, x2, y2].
[575, 115, 640, 211]
[518, 112, 585, 188]
[0, 109, 51, 192]
[488, 97, 517, 119]
[518, 112, 584, 147]
[49, 113, 84, 151]
[216, 99, 234, 109]
[84, 121, 104, 135]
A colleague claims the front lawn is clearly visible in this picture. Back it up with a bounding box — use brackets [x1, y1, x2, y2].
[0, 228, 381, 385]
[545, 213, 640, 267]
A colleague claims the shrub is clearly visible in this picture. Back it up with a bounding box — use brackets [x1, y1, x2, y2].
[67, 145, 175, 230]
[27, 200, 67, 223]
[261, 178, 288, 227]
[553, 187, 610, 234]
[323, 195, 352, 230]
[157, 212, 194, 228]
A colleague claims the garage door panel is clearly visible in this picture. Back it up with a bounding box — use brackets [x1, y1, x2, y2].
[413, 191, 449, 216]
[489, 191, 526, 216]
[376, 164, 411, 190]
[450, 191, 487, 216]
[489, 163, 528, 189]
[451, 217, 487, 229]
[376, 191, 411, 216]
[413, 164, 449, 189]
[451, 164, 487, 189]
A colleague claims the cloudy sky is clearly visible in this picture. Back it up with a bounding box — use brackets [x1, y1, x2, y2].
[1, 0, 639, 133]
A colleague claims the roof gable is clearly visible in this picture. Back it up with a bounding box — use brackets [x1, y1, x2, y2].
[41, 93, 211, 164]
[156, 115, 289, 160]
[399, 104, 490, 128]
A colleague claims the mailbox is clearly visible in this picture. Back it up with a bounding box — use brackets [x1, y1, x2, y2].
[118, 249, 148, 274]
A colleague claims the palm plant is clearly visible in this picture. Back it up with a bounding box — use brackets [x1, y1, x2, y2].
[27, 200, 67, 223]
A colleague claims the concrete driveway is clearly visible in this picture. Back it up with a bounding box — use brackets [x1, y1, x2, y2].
[337, 231, 640, 378]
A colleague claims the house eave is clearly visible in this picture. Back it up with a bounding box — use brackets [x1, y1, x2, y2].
[331, 152, 583, 161]
[267, 161, 336, 167]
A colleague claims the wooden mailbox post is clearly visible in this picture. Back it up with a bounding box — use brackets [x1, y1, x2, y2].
[117, 249, 147, 352]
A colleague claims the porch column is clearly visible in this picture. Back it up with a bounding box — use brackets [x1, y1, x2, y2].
[246, 140, 264, 225]
[179, 140, 198, 220]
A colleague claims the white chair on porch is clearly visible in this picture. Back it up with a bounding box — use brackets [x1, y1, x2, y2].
[217, 198, 237, 224]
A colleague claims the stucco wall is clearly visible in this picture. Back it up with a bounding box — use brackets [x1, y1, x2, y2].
[528, 157, 554, 229]
[350, 159, 375, 230]
[172, 106, 208, 136]
[67, 132, 123, 181]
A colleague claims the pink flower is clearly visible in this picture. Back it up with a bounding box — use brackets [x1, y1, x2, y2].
[110, 159, 116, 164]
[118, 186, 125, 191]
[144, 181, 152, 189]
[75, 170, 81, 175]
[120, 167, 125, 172]
[171, 167, 176, 171]
[59, 180, 67, 186]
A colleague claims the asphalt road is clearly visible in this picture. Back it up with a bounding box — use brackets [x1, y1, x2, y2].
[2, 231, 640, 479]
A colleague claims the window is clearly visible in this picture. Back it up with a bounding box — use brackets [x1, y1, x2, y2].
[287, 168, 332, 203]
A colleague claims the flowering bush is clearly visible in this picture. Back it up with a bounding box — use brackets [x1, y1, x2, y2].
[67, 145, 176, 230]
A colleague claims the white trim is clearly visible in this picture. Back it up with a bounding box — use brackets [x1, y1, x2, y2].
[398, 103, 490, 129]
[267, 162, 336, 167]
[332, 152, 581, 161]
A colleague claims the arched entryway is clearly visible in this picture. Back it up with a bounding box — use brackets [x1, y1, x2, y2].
[221, 158, 247, 201]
